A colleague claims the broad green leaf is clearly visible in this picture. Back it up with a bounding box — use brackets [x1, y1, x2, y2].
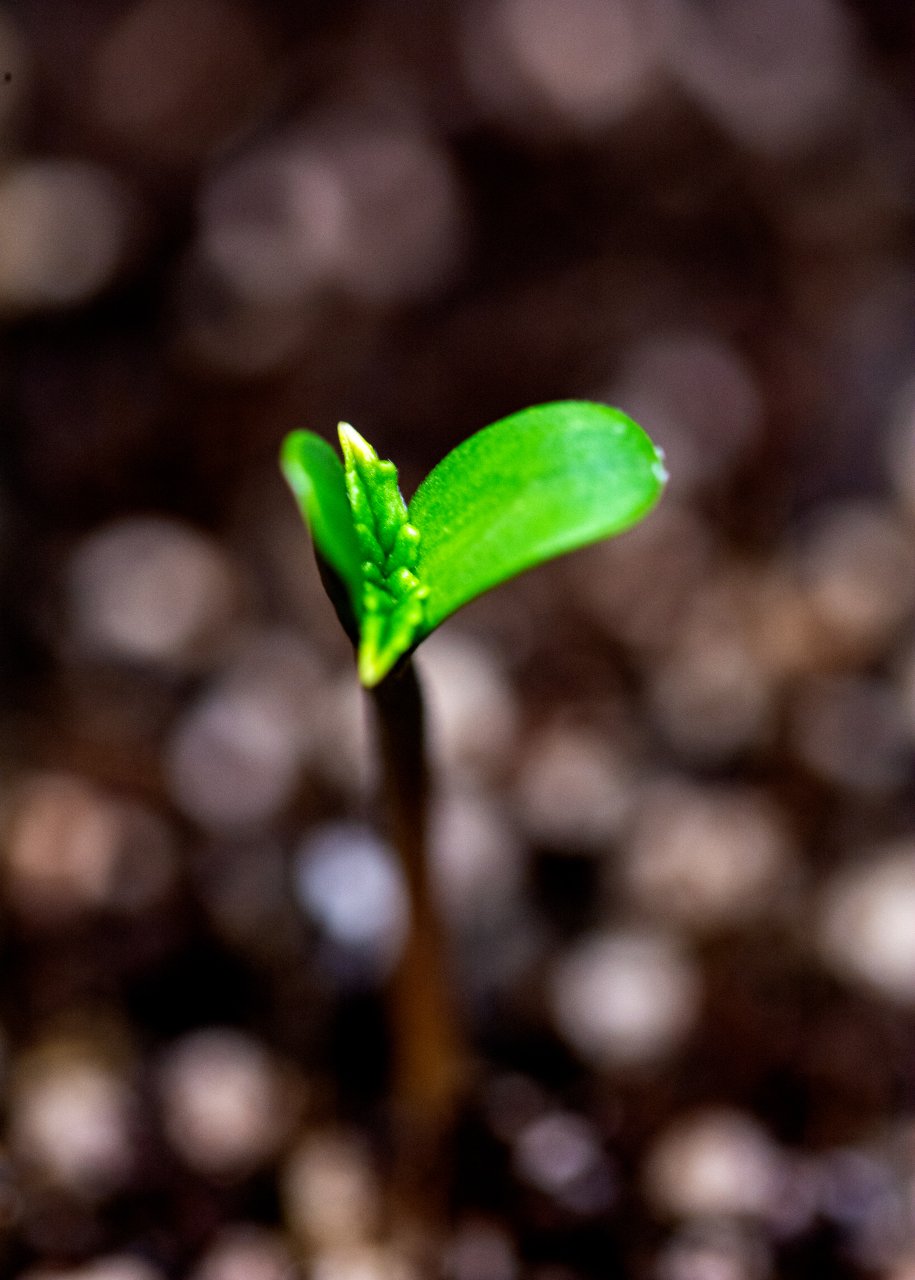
[280, 430, 364, 628]
[338, 423, 428, 687]
[407, 401, 666, 634]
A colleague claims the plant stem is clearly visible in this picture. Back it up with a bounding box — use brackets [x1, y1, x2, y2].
[369, 656, 465, 1220]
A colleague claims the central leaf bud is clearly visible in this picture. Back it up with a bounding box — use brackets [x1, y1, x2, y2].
[338, 422, 428, 686]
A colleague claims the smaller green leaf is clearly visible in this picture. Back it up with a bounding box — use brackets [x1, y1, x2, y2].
[280, 430, 364, 630]
[338, 423, 428, 688]
[408, 401, 667, 635]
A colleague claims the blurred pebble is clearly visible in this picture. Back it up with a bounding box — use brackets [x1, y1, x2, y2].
[156, 1028, 297, 1178]
[569, 501, 718, 654]
[201, 118, 464, 308]
[764, 1154, 821, 1240]
[281, 1130, 380, 1249]
[621, 780, 793, 930]
[462, 0, 671, 135]
[90, 0, 271, 163]
[190, 1224, 301, 1280]
[294, 822, 408, 981]
[297, 120, 466, 305]
[0, 161, 132, 310]
[817, 1145, 908, 1267]
[746, 565, 827, 679]
[887, 1262, 915, 1280]
[430, 787, 524, 924]
[789, 674, 911, 793]
[648, 630, 773, 765]
[655, 1220, 773, 1280]
[667, 0, 855, 154]
[419, 633, 518, 782]
[613, 333, 763, 496]
[514, 724, 633, 852]
[68, 516, 241, 670]
[644, 1109, 783, 1220]
[794, 501, 915, 663]
[309, 1246, 417, 1280]
[817, 842, 915, 1002]
[20, 1259, 165, 1280]
[548, 929, 700, 1067]
[165, 631, 322, 828]
[513, 1110, 616, 1214]
[444, 1219, 518, 1280]
[175, 257, 318, 378]
[4, 773, 177, 923]
[10, 1043, 135, 1199]
[200, 144, 347, 305]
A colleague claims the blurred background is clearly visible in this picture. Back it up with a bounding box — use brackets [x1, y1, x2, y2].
[1, 1, 914, 1277]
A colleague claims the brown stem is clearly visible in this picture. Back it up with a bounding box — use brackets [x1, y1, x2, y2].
[369, 657, 465, 1221]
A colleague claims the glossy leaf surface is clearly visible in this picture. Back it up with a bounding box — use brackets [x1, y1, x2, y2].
[408, 401, 666, 633]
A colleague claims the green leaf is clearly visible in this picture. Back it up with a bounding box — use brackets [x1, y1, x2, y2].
[408, 400, 666, 634]
[338, 423, 428, 687]
[280, 401, 666, 689]
[280, 430, 364, 630]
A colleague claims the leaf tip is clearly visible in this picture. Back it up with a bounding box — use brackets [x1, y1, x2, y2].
[356, 632, 397, 688]
[357, 650, 386, 688]
[338, 421, 376, 469]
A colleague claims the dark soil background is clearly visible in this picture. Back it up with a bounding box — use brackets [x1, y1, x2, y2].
[1, 2, 915, 1278]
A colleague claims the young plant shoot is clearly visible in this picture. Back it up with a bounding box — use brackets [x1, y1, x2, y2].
[280, 400, 666, 1221]
[282, 401, 666, 685]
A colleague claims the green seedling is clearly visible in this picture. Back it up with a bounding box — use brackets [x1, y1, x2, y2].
[281, 400, 666, 687]
[280, 400, 665, 1231]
